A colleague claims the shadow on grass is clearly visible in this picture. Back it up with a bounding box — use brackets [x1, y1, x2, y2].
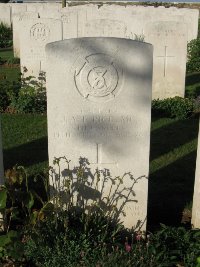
[185, 72, 200, 86]
[147, 150, 197, 231]
[150, 117, 199, 161]
[3, 137, 48, 170]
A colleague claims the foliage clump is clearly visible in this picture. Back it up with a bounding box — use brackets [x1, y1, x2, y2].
[0, 68, 47, 113]
[187, 19, 200, 73]
[0, 23, 12, 48]
[152, 96, 198, 119]
[0, 160, 200, 266]
[187, 38, 200, 73]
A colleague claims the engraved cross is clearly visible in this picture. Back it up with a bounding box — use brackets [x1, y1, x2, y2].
[157, 46, 175, 77]
[91, 143, 117, 169]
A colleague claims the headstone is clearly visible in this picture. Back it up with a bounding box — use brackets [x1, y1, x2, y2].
[13, 12, 39, 58]
[0, 4, 11, 27]
[146, 6, 199, 42]
[168, 7, 199, 42]
[26, 3, 44, 13]
[20, 18, 62, 78]
[192, 120, 200, 228]
[61, 7, 81, 39]
[62, 5, 144, 40]
[145, 21, 188, 99]
[39, 9, 61, 20]
[46, 37, 153, 230]
[0, 118, 4, 185]
[60, 4, 198, 99]
[9, 3, 27, 20]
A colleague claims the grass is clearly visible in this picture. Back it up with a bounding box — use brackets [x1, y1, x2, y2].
[148, 116, 199, 230]
[1, 114, 48, 175]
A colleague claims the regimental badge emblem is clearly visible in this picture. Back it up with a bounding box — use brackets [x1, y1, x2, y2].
[30, 23, 50, 42]
[74, 53, 123, 102]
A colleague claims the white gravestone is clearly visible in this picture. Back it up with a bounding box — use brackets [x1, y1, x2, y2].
[62, 4, 198, 42]
[26, 3, 44, 13]
[192, 120, 200, 229]
[9, 3, 27, 20]
[39, 9, 61, 20]
[62, 5, 144, 40]
[61, 4, 197, 99]
[46, 37, 153, 230]
[20, 18, 62, 78]
[0, 4, 11, 27]
[13, 12, 39, 58]
[148, 6, 199, 42]
[163, 7, 199, 42]
[0, 118, 4, 185]
[145, 21, 188, 99]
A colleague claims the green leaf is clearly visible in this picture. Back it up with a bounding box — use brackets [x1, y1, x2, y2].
[11, 207, 20, 220]
[0, 188, 7, 210]
[41, 202, 54, 213]
[0, 234, 11, 247]
[7, 230, 18, 240]
[30, 210, 38, 225]
[24, 192, 34, 210]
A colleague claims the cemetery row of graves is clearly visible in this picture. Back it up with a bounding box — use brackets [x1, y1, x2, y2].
[0, 2, 200, 266]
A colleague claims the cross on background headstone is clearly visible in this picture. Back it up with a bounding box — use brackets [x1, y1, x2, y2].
[157, 46, 175, 77]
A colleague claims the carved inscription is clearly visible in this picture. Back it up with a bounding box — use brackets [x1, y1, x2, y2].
[84, 19, 127, 37]
[129, 204, 146, 217]
[30, 23, 50, 41]
[91, 143, 117, 166]
[53, 113, 141, 140]
[74, 54, 123, 102]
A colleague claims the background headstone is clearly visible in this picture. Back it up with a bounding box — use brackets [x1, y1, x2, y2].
[46, 37, 153, 230]
[20, 18, 62, 78]
[192, 120, 200, 229]
[39, 9, 61, 20]
[169, 7, 199, 42]
[9, 3, 27, 20]
[145, 21, 188, 99]
[0, 4, 11, 27]
[26, 3, 44, 13]
[147, 6, 199, 42]
[38, 2, 61, 16]
[61, 5, 144, 40]
[61, 4, 198, 99]
[13, 12, 39, 58]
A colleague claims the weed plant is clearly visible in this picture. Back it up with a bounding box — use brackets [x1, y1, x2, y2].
[0, 160, 200, 266]
[152, 97, 198, 119]
[0, 23, 12, 48]
[0, 67, 47, 113]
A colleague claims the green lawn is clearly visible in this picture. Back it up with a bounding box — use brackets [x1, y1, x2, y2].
[1, 114, 48, 175]
[148, 116, 199, 229]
